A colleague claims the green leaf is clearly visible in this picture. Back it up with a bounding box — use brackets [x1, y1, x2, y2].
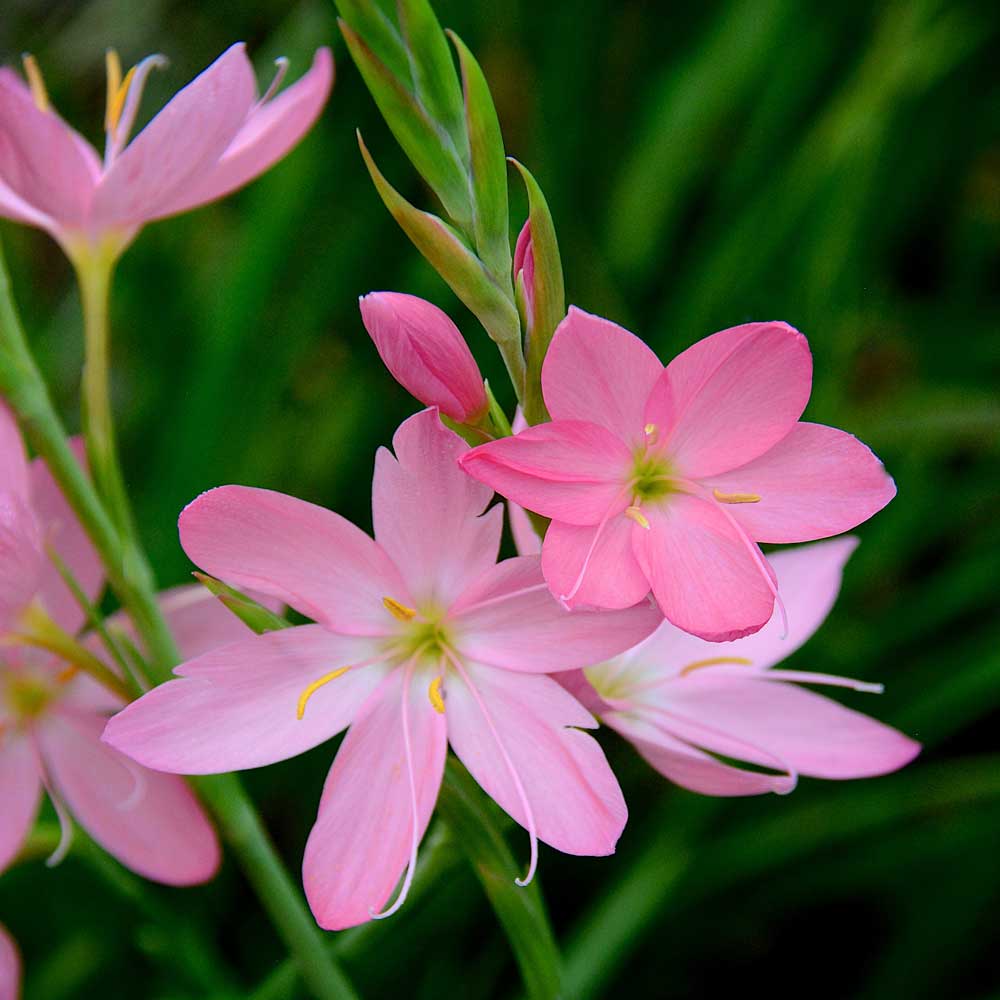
[447, 29, 512, 282]
[397, 0, 468, 152]
[339, 17, 472, 229]
[358, 131, 525, 395]
[509, 159, 565, 424]
[193, 572, 291, 634]
[437, 759, 564, 1000]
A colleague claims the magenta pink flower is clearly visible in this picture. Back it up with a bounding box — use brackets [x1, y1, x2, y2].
[560, 537, 919, 795]
[0, 924, 17, 1000]
[103, 409, 660, 929]
[0, 402, 219, 885]
[513, 220, 536, 328]
[360, 292, 488, 423]
[460, 308, 897, 641]
[0, 44, 332, 256]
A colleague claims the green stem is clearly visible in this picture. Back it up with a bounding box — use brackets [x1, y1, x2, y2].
[0, 239, 359, 1000]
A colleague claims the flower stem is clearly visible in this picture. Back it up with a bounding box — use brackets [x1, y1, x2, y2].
[0, 239, 359, 1000]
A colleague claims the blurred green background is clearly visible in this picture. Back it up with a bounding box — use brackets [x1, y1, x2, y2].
[1, 0, 998, 997]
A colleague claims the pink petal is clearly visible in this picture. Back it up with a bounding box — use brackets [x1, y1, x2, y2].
[459, 420, 632, 525]
[705, 422, 896, 543]
[373, 409, 501, 607]
[0, 401, 29, 501]
[665, 674, 920, 779]
[450, 556, 661, 672]
[39, 711, 219, 885]
[92, 43, 257, 229]
[179, 485, 408, 636]
[0, 923, 19, 1000]
[303, 667, 447, 930]
[648, 322, 812, 478]
[542, 307, 663, 444]
[541, 515, 650, 610]
[447, 662, 626, 855]
[360, 295, 487, 423]
[508, 500, 541, 557]
[154, 48, 333, 219]
[634, 494, 774, 641]
[102, 625, 386, 773]
[28, 440, 104, 636]
[0, 491, 42, 632]
[605, 711, 794, 796]
[0, 67, 99, 229]
[0, 735, 41, 873]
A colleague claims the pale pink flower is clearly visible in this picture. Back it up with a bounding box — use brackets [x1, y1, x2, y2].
[460, 308, 897, 641]
[560, 537, 919, 795]
[0, 43, 332, 257]
[360, 292, 488, 423]
[103, 409, 660, 929]
[0, 402, 219, 885]
[0, 924, 18, 1000]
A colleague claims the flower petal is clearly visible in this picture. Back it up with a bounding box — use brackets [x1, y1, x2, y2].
[303, 667, 447, 930]
[92, 43, 257, 228]
[0, 491, 42, 632]
[541, 515, 650, 610]
[155, 48, 333, 219]
[634, 494, 774, 641]
[0, 922, 19, 1000]
[459, 420, 632, 525]
[39, 712, 219, 885]
[450, 556, 660, 672]
[665, 674, 920, 779]
[0, 735, 41, 873]
[705, 422, 896, 543]
[373, 409, 501, 607]
[179, 485, 408, 636]
[0, 67, 99, 229]
[605, 711, 794, 796]
[0, 401, 29, 501]
[102, 625, 386, 773]
[648, 322, 812, 478]
[542, 307, 663, 444]
[447, 662, 626, 855]
[29, 439, 104, 636]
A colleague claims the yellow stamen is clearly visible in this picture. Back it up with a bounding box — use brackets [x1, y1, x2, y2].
[643, 423, 659, 444]
[383, 596, 417, 622]
[712, 489, 761, 504]
[679, 656, 752, 677]
[624, 505, 651, 530]
[428, 676, 446, 714]
[297, 667, 350, 720]
[104, 50, 137, 133]
[21, 54, 50, 112]
[56, 665, 80, 685]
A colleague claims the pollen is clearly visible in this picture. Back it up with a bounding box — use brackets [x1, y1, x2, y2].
[712, 489, 761, 504]
[104, 49, 137, 132]
[428, 676, 446, 714]
[296, 666, 350, 720]
[624, 505, 651, 529]
[383, 597, 417, 622]
[679, 656, 752, 677]
[21, 54, 50, 113]
[643, 422, 659, 444]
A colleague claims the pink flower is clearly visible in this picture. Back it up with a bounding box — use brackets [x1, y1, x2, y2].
[0, 402, 219, 885]
[103, 409, 660, 929]
[460, 308, 897, 641]
[359, 292, 488, 423]
[0, 924, 18, 1000]
[0, 44, 332, 257]
[513, 220, 536, 328]
[561, 537, 919, 795]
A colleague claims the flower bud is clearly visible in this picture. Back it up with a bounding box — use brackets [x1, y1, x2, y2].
[513, 220, 536, 329]
[359, 292, 488, 423]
